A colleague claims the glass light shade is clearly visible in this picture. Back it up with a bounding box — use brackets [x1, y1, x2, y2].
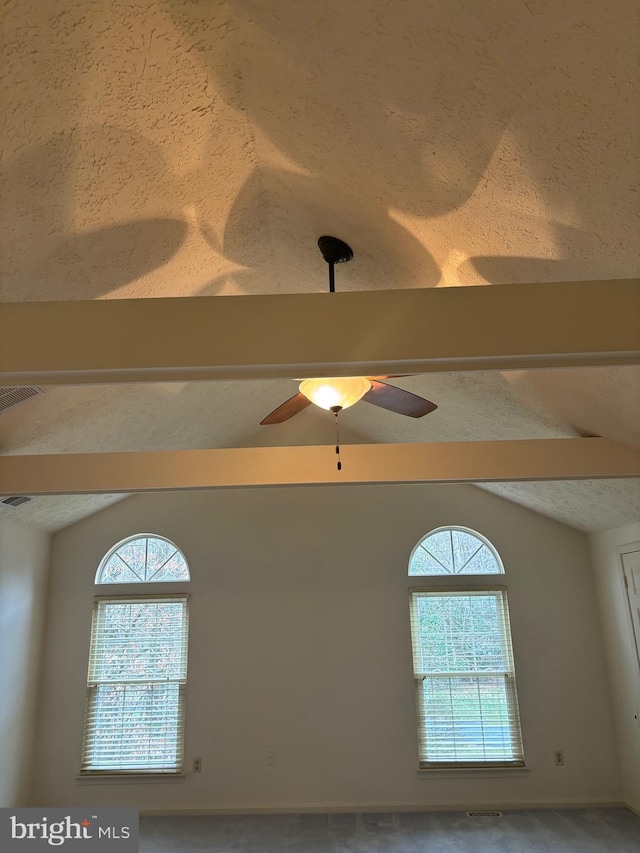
[299, 377, 372, 411]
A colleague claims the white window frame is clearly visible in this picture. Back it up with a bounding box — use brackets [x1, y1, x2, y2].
[408, 529, 525, 770]
[81, 535, 191, 777]
[81, 594, 189, 776]
[95, 534, 190, 584]
[409, 525, 504, 577]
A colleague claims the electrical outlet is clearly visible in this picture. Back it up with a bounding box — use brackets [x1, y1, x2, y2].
[193, 757, 202, 773]
[553, 750, 565, 766]
[266, 749, 276, 766]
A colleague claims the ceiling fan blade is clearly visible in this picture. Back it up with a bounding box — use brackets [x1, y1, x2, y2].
[260, 393, 312, 425]
[363, 380, 437, 418]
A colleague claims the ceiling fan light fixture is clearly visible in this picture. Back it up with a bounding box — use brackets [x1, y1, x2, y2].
[299, 377, 372, 411]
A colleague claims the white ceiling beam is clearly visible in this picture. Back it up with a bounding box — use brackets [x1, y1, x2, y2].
[1, 280, 638, 385]
[1, 439, 638, 495]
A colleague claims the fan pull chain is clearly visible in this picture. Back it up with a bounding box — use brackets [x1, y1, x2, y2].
[333, 407, 342, 471]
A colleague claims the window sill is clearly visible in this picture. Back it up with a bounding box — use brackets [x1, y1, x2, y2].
[76, 773, 187, 785]
[417, 766, 529, 778]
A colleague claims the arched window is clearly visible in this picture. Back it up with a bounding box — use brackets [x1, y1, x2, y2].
[409, 526, 503, 576]
[82, 535, 190, 775]
[407, 527, 524, 769]
[95, 534, 190, 584]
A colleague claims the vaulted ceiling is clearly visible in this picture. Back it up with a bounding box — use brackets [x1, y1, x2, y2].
[1, 0, 638, 533]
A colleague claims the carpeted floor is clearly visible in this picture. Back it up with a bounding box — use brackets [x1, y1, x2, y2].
[139, 808, 640, 851]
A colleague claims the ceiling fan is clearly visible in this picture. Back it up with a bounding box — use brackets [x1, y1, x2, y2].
[260, 236, 438, 425]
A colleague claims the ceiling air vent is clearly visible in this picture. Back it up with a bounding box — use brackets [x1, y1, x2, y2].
[1, 496, 32, 507]
[0, 386, 45, 415]
[467, 812, 502, 818]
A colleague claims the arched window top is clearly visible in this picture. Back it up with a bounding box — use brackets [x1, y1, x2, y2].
[95, 535, 190, 584]
[408, 526, 504, 576]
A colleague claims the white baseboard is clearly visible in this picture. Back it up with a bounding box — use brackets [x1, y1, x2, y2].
[140, 800, 626, 817]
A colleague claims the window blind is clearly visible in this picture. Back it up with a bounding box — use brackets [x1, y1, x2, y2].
[409, 590, 524, 768]
[81, 596, 189, 773]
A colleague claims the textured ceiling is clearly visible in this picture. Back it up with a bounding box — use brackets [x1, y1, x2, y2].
[1, 368, 638, 532]
[1, 0, 639, 533]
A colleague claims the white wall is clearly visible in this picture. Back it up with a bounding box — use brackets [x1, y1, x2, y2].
[34, 484, 621, 811]
[0, 518, 50, 806]
[590, 522, 640, 814]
